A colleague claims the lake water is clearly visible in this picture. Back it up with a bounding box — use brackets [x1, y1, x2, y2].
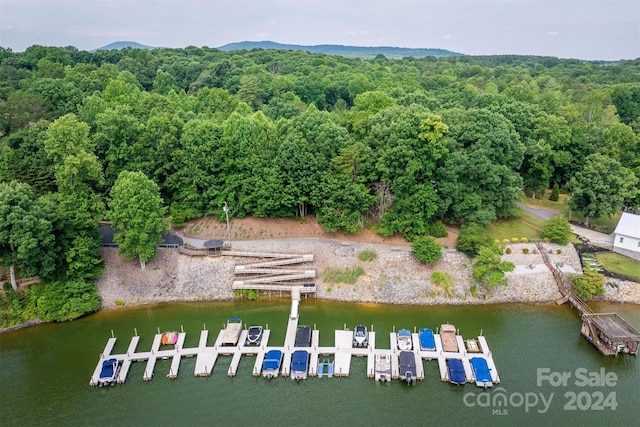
[1, 300, 638, 426]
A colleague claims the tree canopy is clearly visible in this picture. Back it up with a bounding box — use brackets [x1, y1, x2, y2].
[1, 44, 639, 324]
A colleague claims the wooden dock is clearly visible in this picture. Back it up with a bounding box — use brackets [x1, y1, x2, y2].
[91, 300, 500, 387]
[536, 241, 640, 357]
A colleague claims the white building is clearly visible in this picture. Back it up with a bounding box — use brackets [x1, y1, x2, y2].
[612, 212, 640, 261]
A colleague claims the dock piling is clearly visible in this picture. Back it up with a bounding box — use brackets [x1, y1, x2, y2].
[134, 328, 138, 336]
[111, 329, 115, 338]
[181, 325, 184, 333]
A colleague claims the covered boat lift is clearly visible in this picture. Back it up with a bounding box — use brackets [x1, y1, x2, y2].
[581, 313, 640, 356]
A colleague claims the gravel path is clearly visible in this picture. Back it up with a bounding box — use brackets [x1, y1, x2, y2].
[95, 239, 640, 309]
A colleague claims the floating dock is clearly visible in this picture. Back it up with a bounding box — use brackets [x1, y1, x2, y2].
[91, 297, 500, 387]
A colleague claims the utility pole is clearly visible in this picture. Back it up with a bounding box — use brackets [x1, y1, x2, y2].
[223, 202, 231, 248]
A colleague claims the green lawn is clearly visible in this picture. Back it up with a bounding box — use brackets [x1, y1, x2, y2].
[487, 212, 544, 241]
[596, 253, 640, 282]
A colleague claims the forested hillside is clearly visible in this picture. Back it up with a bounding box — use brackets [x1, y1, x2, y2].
[0, 44, 639, 325]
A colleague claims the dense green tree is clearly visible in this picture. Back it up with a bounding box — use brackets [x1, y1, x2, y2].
[109, 171, 168, 270]
[0, 181, 57, 290]
[568, 154, 638, 226]
[611, 84, 640, 126]
[317, 175, 375, 233]
[275, 105, 352, 217]
[437, 108, 524, 225]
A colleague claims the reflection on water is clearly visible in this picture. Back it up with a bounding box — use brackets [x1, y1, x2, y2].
[1, 300, 638, 426]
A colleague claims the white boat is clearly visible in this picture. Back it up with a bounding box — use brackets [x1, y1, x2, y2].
[246, 325, 263, 345]
[353, 325, 368, 347]
[374, 353, 392, 382]
[221, 317, 243, 345]
[397, 329, 412, 351]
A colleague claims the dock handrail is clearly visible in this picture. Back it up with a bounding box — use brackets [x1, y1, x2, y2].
[535, 241, 593, 316]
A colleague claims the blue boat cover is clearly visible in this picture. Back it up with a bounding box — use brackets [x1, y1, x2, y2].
[295, 325, 311, 347]
[419, 328, 435, 350]
[263, 350, 282, 371]
[470, 357, 492, 382]
[99, 358, 117, 379]
[291, 350, 309, 372]
[447, 358, 466, 384]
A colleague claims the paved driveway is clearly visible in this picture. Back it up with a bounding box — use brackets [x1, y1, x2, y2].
[516, 202, 614, 249]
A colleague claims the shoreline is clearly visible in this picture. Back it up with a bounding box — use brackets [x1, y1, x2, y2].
[95, 239, 640, 309]
[2, 239, 637, 334]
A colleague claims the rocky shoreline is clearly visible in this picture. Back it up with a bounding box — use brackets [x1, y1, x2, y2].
[95, 239, 640, 309]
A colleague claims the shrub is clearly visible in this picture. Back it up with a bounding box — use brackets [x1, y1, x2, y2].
[456, 224, 493, 258]
[429, 221, 448, 238]
[557, 249, 562, 254]
[543, 216, 572, 245]
[520, 237, 528, 243]
[505, 247, 512, 254]
[523, 248, 529, 254]
[511, 237, 519, 243]
[571, 269, 605, 300]
[549, 183, 560, 201]
[358, 250, 377, 262]
[472, 245, 515, 289]
[115, 299, 125, 306]
[412, 236, 443, 265]
[431, 271, 454, 298]
[502, 239, 510, 245]
[543, 237, 550, 243]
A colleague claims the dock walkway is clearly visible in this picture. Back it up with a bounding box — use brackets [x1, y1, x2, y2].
[91, 300, 500, 388]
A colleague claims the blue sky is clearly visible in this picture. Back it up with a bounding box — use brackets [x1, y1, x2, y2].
[1, 0, 638, 60]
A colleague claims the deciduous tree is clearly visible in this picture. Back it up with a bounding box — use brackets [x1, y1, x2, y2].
[0, 181, 56, 290]
[109, 171, 167, 270]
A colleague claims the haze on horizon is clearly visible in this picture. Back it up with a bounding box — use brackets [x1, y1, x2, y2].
[1, 0, 639, 61]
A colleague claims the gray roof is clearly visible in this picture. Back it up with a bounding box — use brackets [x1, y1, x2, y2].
[613, 213, 640, 238]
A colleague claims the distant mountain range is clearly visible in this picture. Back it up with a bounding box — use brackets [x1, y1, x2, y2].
[95, 40, 462, 58]
[217, 41, 462, 58]
[93, 41, 156, 51]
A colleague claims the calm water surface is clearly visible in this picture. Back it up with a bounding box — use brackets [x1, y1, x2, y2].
[1, 300, 638, 426]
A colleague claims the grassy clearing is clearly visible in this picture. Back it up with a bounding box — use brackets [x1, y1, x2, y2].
[323, 266, 365, 284]
[487, 212, 544, 241]
[596, 253, 640, 282]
